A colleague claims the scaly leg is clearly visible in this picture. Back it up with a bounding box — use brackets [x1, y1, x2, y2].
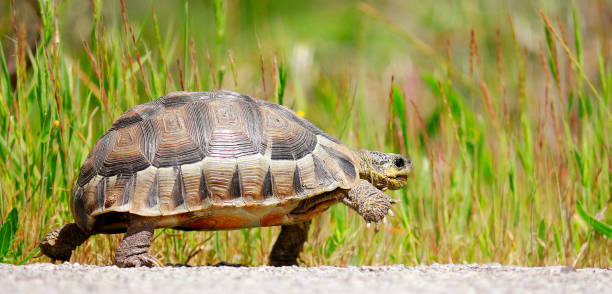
[39, 223, 90, 262]
[342, 179, 393, 223]
[269, 220, 311, 266]
[114, 215, 162, 267]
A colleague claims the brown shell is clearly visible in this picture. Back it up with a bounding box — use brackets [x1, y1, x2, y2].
[71, 91, 359, 232]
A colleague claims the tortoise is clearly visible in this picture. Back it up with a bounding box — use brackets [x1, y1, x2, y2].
[39, 90, 412, 267]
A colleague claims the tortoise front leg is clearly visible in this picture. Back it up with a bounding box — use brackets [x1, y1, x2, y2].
[269, 220, 311, 266]
[342, 179, 394, 223]
[114, 215, 162, 267]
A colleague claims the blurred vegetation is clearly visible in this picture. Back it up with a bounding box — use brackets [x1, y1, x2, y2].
[0, 0, 610, 267]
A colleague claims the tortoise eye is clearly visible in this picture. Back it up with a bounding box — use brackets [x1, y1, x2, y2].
[394, 157, 405, 168]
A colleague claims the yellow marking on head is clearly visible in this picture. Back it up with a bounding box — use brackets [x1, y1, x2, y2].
[383, 167, 400, 177]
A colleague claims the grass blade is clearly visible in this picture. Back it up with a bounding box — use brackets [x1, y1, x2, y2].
[213, 0, 226, 45]
[276, 60, 288, 105]
[576, 201, 612, 237]
[0, 208, 18, 260]
[391, 85, 408, 153]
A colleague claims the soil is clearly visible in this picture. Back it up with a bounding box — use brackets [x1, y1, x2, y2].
[1, 263, 610, 294]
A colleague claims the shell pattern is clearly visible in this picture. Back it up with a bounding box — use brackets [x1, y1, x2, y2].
[71, 91, 359, 230]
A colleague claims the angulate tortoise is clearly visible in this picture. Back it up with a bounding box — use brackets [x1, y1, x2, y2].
[39, 90, 412, 267]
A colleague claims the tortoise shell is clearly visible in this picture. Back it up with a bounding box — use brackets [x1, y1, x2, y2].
[71, 91, 360, 232]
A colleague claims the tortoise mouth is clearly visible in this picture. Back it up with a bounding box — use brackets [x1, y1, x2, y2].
[384, 174, 409, 190]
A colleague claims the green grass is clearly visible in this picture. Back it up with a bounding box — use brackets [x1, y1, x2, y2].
[0, 0, 610, 267]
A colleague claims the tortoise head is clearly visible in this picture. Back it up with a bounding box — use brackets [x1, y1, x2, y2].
[356, 149, 412, 190]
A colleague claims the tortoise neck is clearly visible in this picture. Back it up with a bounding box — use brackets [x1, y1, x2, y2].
[356, 149, 374, 183]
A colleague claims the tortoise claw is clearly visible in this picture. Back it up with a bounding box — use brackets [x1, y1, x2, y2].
[366, 221, 382, 232]
[149, 256, 164, 267]
[115, 253, 162, 268]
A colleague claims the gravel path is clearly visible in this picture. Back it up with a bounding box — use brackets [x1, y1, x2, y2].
[1, 263, 610, 294]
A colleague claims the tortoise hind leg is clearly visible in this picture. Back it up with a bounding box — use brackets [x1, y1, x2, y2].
[40, 223, 91, 263]
[269, 220, 311, 266]
[114, 215, 162, 267]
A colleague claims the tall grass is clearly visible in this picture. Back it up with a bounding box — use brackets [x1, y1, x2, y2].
[0, 0, 610, 267]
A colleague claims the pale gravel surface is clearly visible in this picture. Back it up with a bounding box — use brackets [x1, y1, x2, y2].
[1, 263, 611, 294]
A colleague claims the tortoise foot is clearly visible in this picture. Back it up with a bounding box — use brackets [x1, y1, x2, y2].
[114, 215, 160, 268]
[115, 253, 163, 268]
[343, 179, 394, 224]
[39, 223, 90, 262]
[359, 191, 391, 223]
